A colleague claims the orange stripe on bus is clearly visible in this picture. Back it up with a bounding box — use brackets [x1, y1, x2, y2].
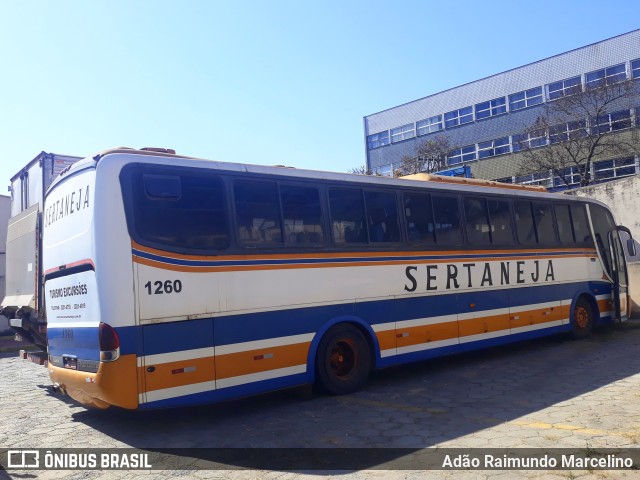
[132, 240, 596, 262]
[598, 298, 612, 313]
[510, 306, 563, 329]
[396, 320, 459, 348]
[215, 342, 310, 380]
[141, 356, 215, 393]
[458, 313, 511, 337]
[133, 253, 595, 274]
[375, 330, 397, 352]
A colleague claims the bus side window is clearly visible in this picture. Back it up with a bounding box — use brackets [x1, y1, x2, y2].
[329, 188, 367, 244]
[280, 185, 324, 245]
[432, 195, 462, 245]
[514, 201, 537, 244]
[488, 198, 514, 245]
[463, 197, 491, 245]
[555, 204, 575, 243]
[234, 180, 283, 246]
[403, 192, 435, 244]
[533, 202, 556, 244]
[364, 191, 400, 243]
[571, 204, 592, 244]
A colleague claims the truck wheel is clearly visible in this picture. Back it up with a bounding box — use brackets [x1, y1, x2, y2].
[316, 324, 371, 395]
[572, 297, 594, 340]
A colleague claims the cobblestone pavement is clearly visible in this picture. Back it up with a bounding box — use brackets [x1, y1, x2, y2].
[2, 323, 640, 479]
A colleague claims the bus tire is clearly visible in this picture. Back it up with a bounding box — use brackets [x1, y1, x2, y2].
[572, 297, 594, 340]
[315, 324, 371, 395]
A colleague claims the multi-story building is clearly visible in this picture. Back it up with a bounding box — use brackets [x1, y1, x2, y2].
[363, 29, 640, 189]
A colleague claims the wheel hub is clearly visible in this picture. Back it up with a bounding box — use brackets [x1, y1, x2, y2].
[330, 340, 356, 378]
[575, 306, 588, 329]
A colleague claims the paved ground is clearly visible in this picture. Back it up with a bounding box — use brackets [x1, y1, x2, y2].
[2, 323, 640, 479]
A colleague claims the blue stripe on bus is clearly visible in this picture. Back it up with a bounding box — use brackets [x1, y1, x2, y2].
[140, 321, 571, 409]
[140, 372, 309, 410]
[140, 281, 611, 356]
[132, 248, 592, 268]
[389, 323, 569, 368]
[49, 280, 613, 361]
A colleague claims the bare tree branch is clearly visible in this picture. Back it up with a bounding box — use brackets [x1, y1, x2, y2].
[516, 79, 639, 187]
[394, 135, 451, 177]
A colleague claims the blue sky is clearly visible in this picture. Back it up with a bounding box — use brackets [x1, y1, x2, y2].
[0, 1, 638, 190]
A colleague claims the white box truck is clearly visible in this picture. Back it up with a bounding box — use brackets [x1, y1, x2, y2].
[1, 152, 82, 349]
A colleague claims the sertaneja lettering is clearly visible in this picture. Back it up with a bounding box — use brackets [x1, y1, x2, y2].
[404, 260, 555, 292]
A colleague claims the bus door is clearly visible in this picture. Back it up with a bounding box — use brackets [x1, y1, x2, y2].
[609, 228, 633, 321]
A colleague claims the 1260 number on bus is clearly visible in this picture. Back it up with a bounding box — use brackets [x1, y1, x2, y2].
[144, 280, 183, 295]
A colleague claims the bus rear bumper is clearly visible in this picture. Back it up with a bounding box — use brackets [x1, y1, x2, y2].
[48, 354, 139, 410]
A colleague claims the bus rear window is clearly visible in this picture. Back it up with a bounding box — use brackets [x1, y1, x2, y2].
[144, 175, 181, 199]
[133, 172, 230, 251]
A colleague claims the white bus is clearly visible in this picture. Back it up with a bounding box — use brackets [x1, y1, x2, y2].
[44, 148, 634, 409]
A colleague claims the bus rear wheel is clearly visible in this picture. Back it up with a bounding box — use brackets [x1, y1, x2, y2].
[316, 324, 371, 395]
[572, 297, 594, 340]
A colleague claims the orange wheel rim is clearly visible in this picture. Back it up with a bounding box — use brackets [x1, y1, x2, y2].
[575, 306, 589, 329]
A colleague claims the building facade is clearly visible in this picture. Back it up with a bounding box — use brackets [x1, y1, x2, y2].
[364, 30, 640, 189]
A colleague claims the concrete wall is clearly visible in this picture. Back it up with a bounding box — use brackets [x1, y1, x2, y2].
[569, 176, 640, 316]
[570, 175, 640, 241]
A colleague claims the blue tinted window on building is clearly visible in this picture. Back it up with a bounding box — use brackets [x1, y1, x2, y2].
[586, 63, 626, 88]
[475, 97, 506, 120]
[390, 123, 415, 143]
[512, 130, 547, 151]
[509, 87, 543, 111]
[478, 137, 510, 159]
[416, 115, 443, 136]
[367, 131, 389, 149]
[592, 109, 632, 134]
[547, 76, 581, 100]
[444, 106, 473, 128]
[633, 59, 640, 79]
[549, 120, 587, 144]
[448, 145, 476, 165]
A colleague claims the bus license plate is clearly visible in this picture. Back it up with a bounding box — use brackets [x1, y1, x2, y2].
[63, 357, 77, 370]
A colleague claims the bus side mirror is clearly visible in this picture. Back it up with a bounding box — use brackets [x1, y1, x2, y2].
[616, 225, 636, 257]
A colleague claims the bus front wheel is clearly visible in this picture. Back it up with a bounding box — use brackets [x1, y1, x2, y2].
[315, 324, 371, 395]
[572, 297, 594, 339]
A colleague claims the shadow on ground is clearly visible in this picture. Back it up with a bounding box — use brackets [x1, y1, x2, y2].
[46, 323, 640, 470]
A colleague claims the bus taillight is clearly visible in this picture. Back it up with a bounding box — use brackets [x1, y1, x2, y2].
[99, 323, 120, 362]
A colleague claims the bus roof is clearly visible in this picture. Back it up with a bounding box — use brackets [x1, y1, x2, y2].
[55, 147, 577, 203]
